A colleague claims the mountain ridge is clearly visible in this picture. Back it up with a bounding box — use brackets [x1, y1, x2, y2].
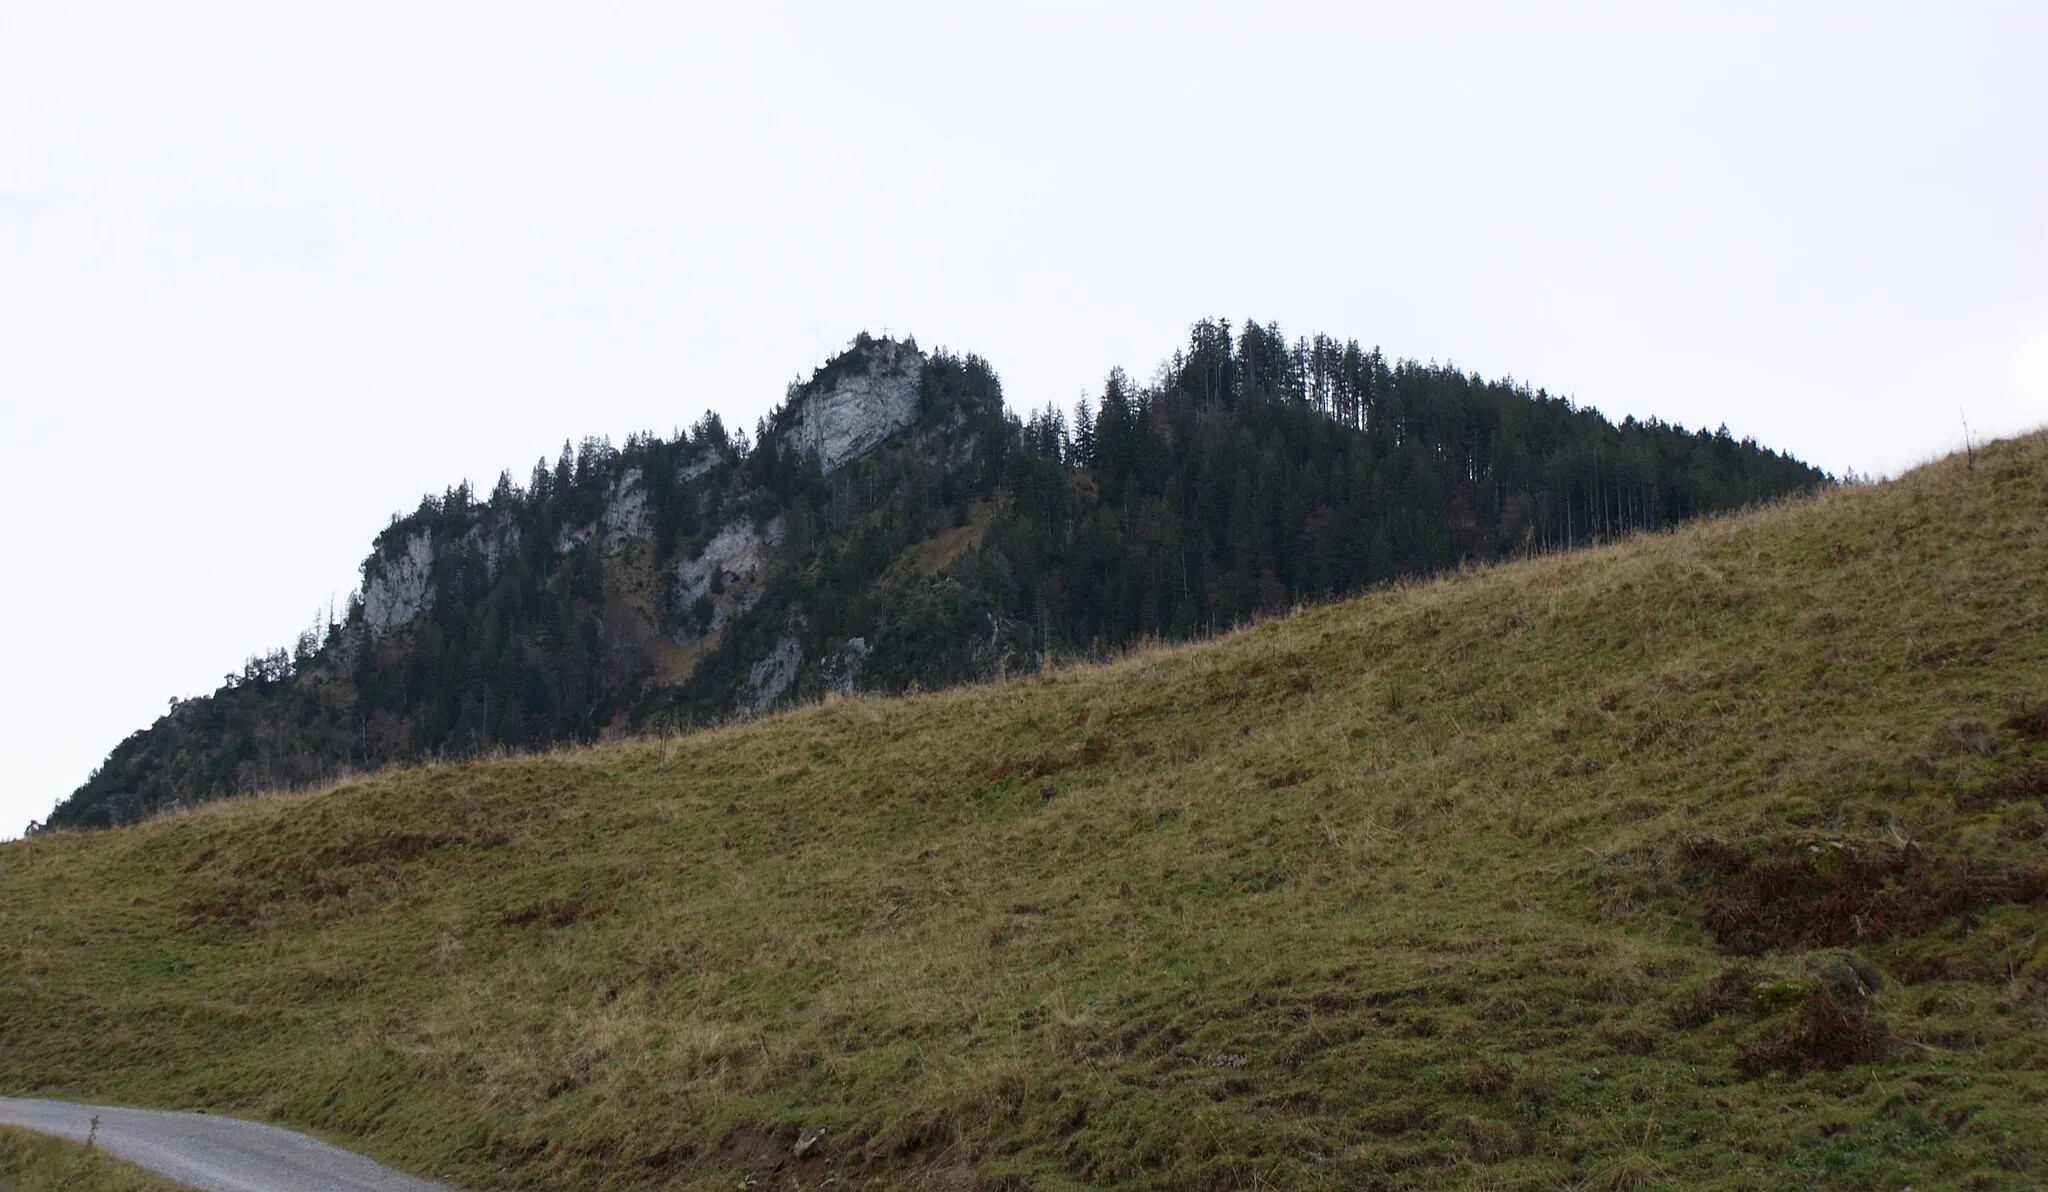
[45, 320, 1826, 830]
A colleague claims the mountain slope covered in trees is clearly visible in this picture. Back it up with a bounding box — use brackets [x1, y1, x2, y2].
[47, 320, 1824, 829]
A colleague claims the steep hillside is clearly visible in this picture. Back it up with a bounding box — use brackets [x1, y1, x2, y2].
[48, 322, 1823, 830]
[5, 432, 2042, 1189]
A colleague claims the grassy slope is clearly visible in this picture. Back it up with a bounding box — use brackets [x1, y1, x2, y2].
[3, 435, 2046, 1192]
[0, 1128, 192, 1192]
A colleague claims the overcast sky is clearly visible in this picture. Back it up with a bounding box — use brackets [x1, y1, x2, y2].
[3, 0, 2044, 837]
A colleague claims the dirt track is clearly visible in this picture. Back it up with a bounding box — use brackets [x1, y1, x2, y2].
[0, 1097, 457, 1191]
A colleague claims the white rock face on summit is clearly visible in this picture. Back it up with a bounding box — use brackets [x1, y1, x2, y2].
[363, 514, 521, 638]
[781, 339, 926, 474]
[364, 531, 435, 637]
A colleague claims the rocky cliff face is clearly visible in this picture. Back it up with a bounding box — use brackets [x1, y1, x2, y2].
[671, 515, 784, 641]
[557, 466, 661, 555]
[779, 338, 925, 473]
[363, 530, 435, 636]
[356, 342, 933, 667]
[51, 339, 939, 825]
[737, 634, 805, 717]
[48, 333, 1017, 828]
[337, 333, 998, 742]
[363, 512, 524, 639]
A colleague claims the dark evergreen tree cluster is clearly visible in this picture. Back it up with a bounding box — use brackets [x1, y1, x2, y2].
[981, 319, 1817, 651]
[48, 322, 1826, 829]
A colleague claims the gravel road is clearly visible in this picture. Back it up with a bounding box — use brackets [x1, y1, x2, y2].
[0, 1097, 459, 1191]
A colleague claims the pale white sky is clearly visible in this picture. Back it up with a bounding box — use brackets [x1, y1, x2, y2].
[3, 1, 2045, 836]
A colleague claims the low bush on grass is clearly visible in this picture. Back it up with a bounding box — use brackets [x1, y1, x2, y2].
[1677, 836, 2048, 954]
[1736, 988, 1887, 1074]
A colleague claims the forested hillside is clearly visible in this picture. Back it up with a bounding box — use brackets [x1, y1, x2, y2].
[46, 320, 1824, 829]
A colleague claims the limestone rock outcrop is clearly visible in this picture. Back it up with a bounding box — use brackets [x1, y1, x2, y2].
[780, 338, 925, 474]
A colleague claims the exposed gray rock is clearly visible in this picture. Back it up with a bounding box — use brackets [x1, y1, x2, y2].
[1817, 952, 1885, 1004]
[782, 339, 926, 474]
[676, 450, 719, 484]
[821, 636, 869, 695]
[599, 468, 653, 552]
[792, 1125, 827, 1160]
[558, 468, 656, 555]
[672, 515, 785, 639]
[738, 634, 804, 717]
[366, 513, 525, 639]
[457, 512, 521, 577]
[361, 506, 538, 642]
[363, 531, 434, 637]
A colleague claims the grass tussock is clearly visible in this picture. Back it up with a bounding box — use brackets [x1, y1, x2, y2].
[4, 432, 2048, 1190]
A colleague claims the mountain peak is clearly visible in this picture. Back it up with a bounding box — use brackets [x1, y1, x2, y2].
[43, 320, 1827, 831]
[779, 334, 928, 474]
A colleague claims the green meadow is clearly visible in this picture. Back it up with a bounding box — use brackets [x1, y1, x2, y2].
[4, 433, 2045, 1190]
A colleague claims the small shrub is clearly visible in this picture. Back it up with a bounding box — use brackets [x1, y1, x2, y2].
[501, 896, 612, 927]
[1676, 836, 2048, 953]
[1750, 978, 1819, 1011]
[1510, 1060, 1555, 1107]
[320, 829, 465, 865]
[1954, 763, 2048, 812]
[1593, 1151, 1662, 1191]
[1674, 963, 1758, 1026]
[2006, 698, 2048, 741]
[1596, 1014, 1660, 1056]
[984, 734, 1115, 781]
[1737, 989, 1884, 1074]
[1463, 1058, 1511, 1096]
[1458, 1115, 1521, 1163]
[1985, 764, 2048, 802]
[180, 887, 256, 930]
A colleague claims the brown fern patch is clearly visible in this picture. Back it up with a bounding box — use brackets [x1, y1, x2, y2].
[320, 829, 465, 865]
[1954, 764, 2048, 812]
[501, 896, 613, 928]
[1676, 837, 2048, 954]
[986, 734, 1116, 781]
[2007, 699, 2048, 741]
[1737, 989, 1884, 1074]
[179, 888, 257, 930]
